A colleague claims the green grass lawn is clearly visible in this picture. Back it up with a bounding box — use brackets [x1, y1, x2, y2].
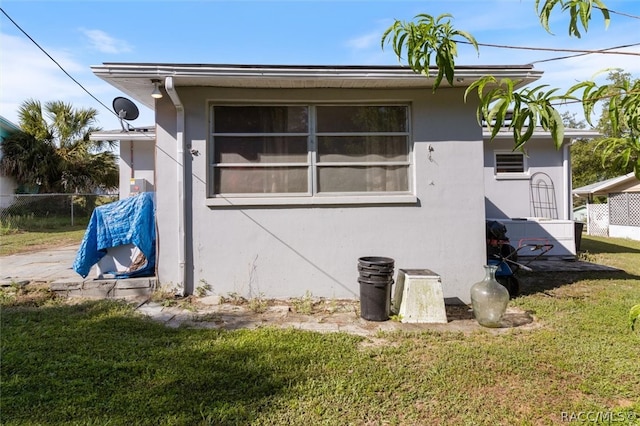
[0, 213, 88, 256]
[1, 236, 639, 425]
[0, 227, 86, 256]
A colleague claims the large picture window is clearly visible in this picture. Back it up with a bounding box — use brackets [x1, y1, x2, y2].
[210, 104, 411, 199]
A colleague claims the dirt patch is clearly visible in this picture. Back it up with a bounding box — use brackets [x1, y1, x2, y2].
[1, 283, 538, 337]
[141, 295, 537, 337]
[0, 282, 60, 307]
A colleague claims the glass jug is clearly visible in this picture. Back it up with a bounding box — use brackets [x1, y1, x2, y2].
[470, 265, 509, 327]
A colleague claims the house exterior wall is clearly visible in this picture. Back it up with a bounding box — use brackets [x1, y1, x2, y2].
[609, 180, 640, 193]
[483, 137, 580, 256]
[0, 174, 17, 208]
[607, 191, 640, 241]
[609, 225, 640, 240]
[118, 139, 155, 199]
[0, 117, 19, 208]
[484, 137, 567, 220]
[155, 87, 487, 303]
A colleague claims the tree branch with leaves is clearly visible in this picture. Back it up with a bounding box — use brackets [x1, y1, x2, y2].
[0, 100, 118, 193]
[381, 13, 478, 90]
[381, 0, 640, 178]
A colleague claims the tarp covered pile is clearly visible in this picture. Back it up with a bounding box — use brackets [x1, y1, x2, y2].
[73, 192, 156, 278]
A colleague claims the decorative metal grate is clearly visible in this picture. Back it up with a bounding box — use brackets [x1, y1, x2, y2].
[529, 172, 558, 219]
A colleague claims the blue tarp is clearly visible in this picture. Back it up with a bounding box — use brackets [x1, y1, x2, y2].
[73, 192, 156, 278]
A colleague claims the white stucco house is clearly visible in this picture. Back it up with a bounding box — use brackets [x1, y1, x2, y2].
[483, 127, 599, 256]
[573, 173, 640, 241]
[91, 63, 594, 302]
[89, 127, 156, 199]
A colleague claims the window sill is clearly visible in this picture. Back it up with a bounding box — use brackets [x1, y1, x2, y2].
[205, 194, 418, 207]
[494, 173, 530, 180]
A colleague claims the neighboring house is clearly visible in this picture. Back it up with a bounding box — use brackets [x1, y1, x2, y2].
[573, 205, 587, 223]
[89, 127, 156, 199]
[0, 115, 20, 208]
[92, 63, 549, 303]
[573, 173, 640, 241]
[483, 128, 599, 256]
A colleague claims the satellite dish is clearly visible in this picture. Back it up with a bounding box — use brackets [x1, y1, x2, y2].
[112, 97, 139, 132]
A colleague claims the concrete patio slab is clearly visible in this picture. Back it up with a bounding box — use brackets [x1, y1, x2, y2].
[0, 245, 156, 298]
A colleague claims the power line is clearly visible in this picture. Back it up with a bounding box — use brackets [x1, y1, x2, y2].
[458, 39, 640, 57]
[597, 6, 640, 21]
[3, 3, 639, 123]
[530, 45, 629, 64]
[0, 7, 119, 121]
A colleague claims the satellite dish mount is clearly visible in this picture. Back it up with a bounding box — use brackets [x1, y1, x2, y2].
[112, 97, 140, 132]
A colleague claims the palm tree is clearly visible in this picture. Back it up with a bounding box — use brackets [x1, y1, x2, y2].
[0, 99, 118, 193]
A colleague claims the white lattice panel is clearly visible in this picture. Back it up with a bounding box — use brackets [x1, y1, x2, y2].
[587, 203, 609, 237]
[609, 192, 640, 227]
[629, 193, 640, 227]
[609, 193, 628, 226]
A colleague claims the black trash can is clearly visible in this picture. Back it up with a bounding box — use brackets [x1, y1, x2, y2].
[358, 257, 394, 321]
[574, 221, 585, 252]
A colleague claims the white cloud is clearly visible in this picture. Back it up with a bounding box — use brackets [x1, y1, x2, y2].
[0, 33, 87, 123]
[80, 28, 132, 54]
[0, 32, 150, 131]
[346, 31, 380, 50]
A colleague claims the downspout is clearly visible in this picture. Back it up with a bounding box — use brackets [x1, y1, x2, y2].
[164, 76, 187, 296]
[562, 142, 571, 221]
[130, 142, 134, 179]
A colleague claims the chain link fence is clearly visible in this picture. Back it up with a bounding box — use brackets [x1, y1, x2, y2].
[0, 194, 119, 233]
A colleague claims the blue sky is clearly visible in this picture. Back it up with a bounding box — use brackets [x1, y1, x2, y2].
[1, 0, 639, 131]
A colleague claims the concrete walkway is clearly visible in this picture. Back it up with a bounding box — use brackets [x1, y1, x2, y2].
[0, 245, 155, 299]
[0, 245, 88, 285]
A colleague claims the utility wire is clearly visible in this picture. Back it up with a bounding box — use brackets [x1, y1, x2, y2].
[0, 7, 120, 120]
[2, 4, 639, 123]
[597, 6, 640, 20]
[458, 39, 640, 57]
[530, 43, 637, 64]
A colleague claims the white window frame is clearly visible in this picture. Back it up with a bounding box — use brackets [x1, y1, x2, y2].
[207, 103, 416, 206]
[494, 150, 529, 180]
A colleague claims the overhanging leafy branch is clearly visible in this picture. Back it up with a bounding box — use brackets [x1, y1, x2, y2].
[536, 0, 610, 37]
[465, 77, 568, 150]
[381, 0, 640, 178]
[571, 76, 640, 177]
[381, 13, 478, 90]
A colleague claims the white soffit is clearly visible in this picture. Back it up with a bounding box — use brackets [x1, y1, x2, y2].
[484, 128, 601, 140]
[91, 63, 543, 109]
[89, 127, 156, 141]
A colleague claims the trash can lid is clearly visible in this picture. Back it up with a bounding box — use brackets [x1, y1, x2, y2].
[358, 256, 395, 267]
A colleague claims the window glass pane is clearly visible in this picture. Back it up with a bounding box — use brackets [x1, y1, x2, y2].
[214, 167, 308, 194]
[317, 166, 409, 192]
[316, 106, 407, 133]
[495, 153, 525, 173]
[317, 136, 408, 163]
[214, 106, 308, 133]
[215, 136, 308, 164]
